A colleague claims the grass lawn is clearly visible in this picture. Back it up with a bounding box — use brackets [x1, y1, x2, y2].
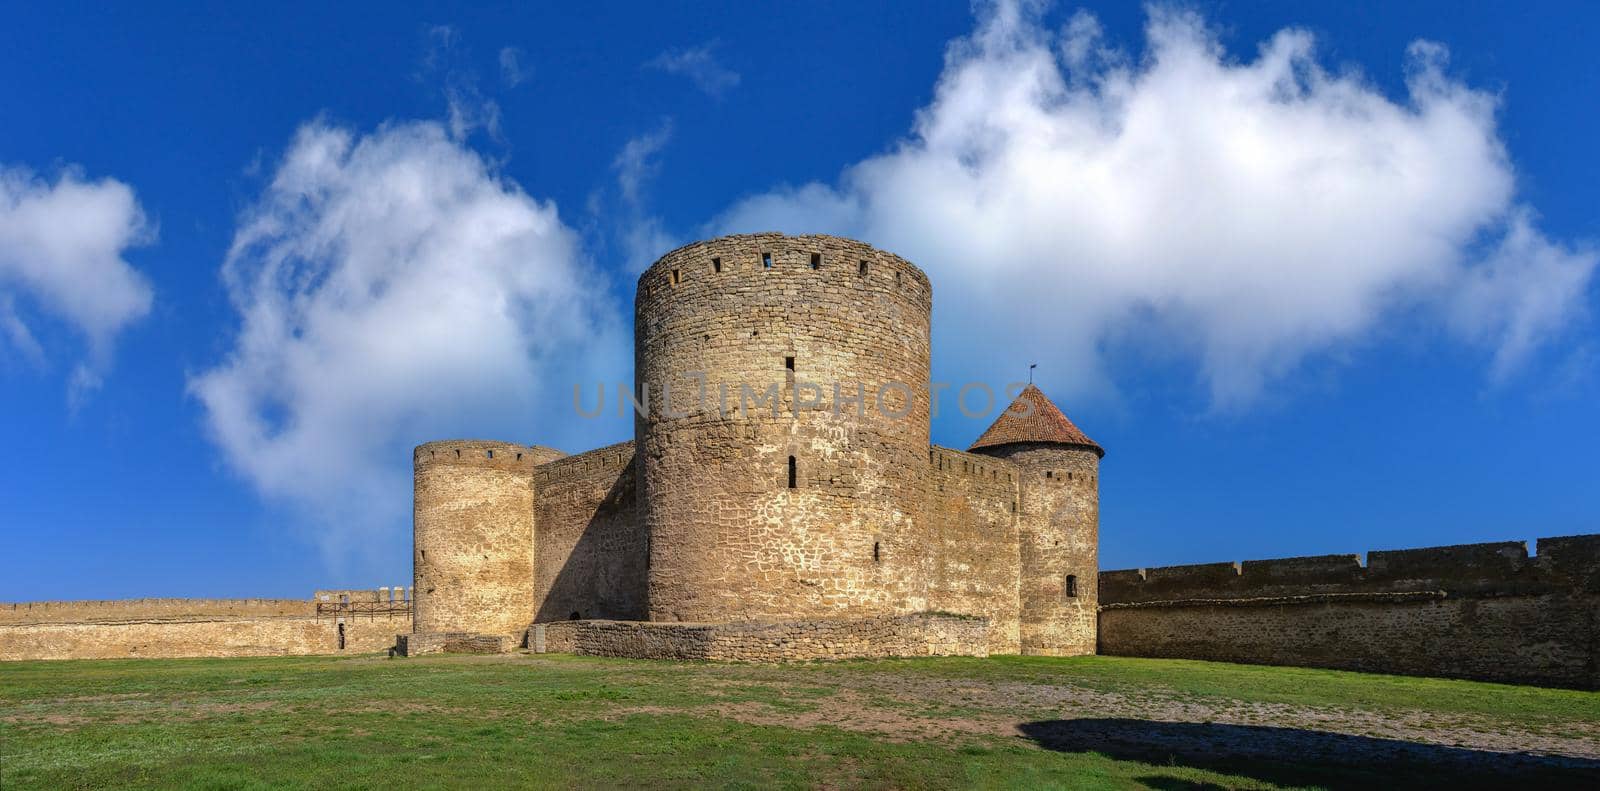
[2, 652, 1597, 789]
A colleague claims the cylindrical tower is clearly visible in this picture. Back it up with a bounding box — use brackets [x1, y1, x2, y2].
[970, 385, 1103, 656]
[635, 233, 932, 622]
[412, 439, 541, 640]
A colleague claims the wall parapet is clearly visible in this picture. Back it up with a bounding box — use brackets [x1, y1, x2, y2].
[1101, 534, 1600, 605]
[533, 440, 635, 484]
[0, 598, 318, 625]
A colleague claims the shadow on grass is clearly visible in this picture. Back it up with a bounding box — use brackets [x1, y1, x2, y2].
[1018, 718, 1600, 789]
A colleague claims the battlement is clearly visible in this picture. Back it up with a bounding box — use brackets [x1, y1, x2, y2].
[413, 439, 563, 472]
[534, 440, 635, 485]
[1101, 534, 1600, 605]
[636, 233, 932, 309]
[0, 597, 318, 624]
[929, 445, 1017, 484]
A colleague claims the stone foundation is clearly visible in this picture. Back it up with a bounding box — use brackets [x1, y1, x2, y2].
[530, 613, 989, 662]
[397, 632, 515, 656]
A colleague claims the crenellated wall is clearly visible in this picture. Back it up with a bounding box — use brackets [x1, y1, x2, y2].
[0, 598, 316, 624]
[0, 591, 409, 661]
[1099, 534, 1600, 689]
[923, 446, 1021, 653]
[531, 441, 646, 622]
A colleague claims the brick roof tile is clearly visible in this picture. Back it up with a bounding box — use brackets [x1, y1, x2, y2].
[967, 384, 1104, 457]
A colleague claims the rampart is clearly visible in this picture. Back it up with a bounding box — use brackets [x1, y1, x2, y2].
[532, 613, 989, 662]
[531, 440, 646, 622]
[1098, 534, 1600, 689]
[0, 598, 315, 624]
[0, 591, 410, 661]
[923, 446, 1021, 653]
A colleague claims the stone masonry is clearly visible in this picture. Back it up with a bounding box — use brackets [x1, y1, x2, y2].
[408, 233, 1104, 659]
[6, 233, 1599, 687]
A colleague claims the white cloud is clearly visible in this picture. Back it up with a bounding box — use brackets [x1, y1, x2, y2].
[715, 2, 1596, 407]
[610, 121, 681, 273]
[420, 25, 501, 141]
[499, 46, 528, 88]
[647, 43, 740, 98]
[0, 166, 154, 399]
[190, 120, 626, 570]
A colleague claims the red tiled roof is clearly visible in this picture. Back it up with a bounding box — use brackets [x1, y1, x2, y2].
[967, 384, 1103, 457]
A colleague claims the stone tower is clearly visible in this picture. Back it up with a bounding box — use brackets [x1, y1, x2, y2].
[634, 233, 933, 622]
[969, 385, 1103, 655]
[411, 440, 562, 640]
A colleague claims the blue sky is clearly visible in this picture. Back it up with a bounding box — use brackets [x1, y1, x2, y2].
[2, 1, 1597, 600]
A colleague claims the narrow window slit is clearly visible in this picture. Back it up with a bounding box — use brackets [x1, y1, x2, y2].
[671, 268, 680, 285]
[762, 252, 773, 269]
[787, 455, 798, 489]
[873, 542, 881, 563]
[785, 356, 795, 371]
[712, 257, 722, 272]
[858, 260, 869, 277]
[810, 253, 821, 269]
[1065, 574, 1078, 598]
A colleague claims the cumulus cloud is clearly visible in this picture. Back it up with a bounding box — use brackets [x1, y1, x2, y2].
[715, 2, 1596, 407]
[190, 120, 626, 570]
[647, 43, 740, 98]
[0, 166, 154, 399]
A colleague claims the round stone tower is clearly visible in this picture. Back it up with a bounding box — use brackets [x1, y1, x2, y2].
[412, 439, 549, 640]
[969, 385, 1103, 655]
[635, 233, 932, 622]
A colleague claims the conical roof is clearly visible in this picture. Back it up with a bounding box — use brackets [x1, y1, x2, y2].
[968, 384, 1103, 457]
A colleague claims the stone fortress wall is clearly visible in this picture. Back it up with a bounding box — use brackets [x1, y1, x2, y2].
[1098, 534, 1600, 689]
[922, 446, 1023, 654]
[16, 232, 1598, 689]
[530, 441, 645, 623]
[0, 590, 410, 661]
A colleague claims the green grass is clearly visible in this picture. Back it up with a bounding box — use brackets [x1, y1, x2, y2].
[1, 652, 1595, 790]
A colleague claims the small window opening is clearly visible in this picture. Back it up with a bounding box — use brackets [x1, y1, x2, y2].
[858, 260, 869, 277]
[895, 271, 902, 286]
[712, 257, 722, 272]
[787, 455, 798, 489]
[810, 253, 821, 269]
[1065, 574, 1078, 598]
[515, 452, 522, 461]
[454, 449, 461, 458]
[671, 268, 680, 285]
[785, 356, 795, 371]
[873, 541, 881, 563]
[1045, 470, 1053, 479]
[337, 623, 346, 650]
[569, 611, 581, 621]
[486, 449, 494, 459]
[762, 252, 773, 269]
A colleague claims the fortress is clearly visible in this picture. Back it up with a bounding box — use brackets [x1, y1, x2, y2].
[4, 233, 1598, 688]
[409, 233, 1103, 659]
